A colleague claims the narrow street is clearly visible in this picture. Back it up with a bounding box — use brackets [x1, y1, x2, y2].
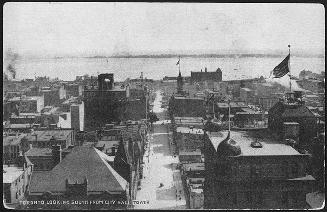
[135, 90, 186, 209]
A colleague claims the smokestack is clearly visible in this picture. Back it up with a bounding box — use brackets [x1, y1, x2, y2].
[5, 49, 18, 80]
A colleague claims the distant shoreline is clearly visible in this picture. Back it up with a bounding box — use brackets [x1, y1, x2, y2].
[20, 53, 325, 60]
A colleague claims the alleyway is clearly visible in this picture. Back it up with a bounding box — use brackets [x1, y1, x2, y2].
[135, 90, 186, 209]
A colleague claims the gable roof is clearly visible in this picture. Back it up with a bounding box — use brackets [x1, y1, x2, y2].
[29, 146, 127, 194]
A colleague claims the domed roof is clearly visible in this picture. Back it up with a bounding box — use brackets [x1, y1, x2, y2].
[216, 132, 241, 157]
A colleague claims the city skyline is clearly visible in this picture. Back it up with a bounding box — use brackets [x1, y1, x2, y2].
[3, 3, 325, 58]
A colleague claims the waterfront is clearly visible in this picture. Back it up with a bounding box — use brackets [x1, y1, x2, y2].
[12, 56, 325, 82]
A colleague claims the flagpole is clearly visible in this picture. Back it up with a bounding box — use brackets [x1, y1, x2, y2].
[288, 44, 291, 92]
[178, 56, 181, 74]
[228, 98, 231, 133]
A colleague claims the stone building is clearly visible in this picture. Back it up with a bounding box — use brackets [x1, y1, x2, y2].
[204, 130, 316, 209]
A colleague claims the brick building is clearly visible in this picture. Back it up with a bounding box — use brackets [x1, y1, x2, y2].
[7, 96, 44, 114]
[3, 163, 33, 207]
[268, 92, 317, 146]
[21, 129, 75, 153]
[190, 68, 222, 84]
[83, 74, 147, 131]
[27, 146, 129, 209]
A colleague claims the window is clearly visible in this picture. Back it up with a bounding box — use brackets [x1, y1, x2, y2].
[16, 192, 18, 199]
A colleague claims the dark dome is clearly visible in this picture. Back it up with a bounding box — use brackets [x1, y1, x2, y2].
[217, 137, 241, 157]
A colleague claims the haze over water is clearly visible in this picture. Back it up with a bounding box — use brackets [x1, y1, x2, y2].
[14, 56, 325, 84]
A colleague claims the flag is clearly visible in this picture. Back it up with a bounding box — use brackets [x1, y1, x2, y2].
[272, 54, 290, 78]
[176, 58, 180, 65]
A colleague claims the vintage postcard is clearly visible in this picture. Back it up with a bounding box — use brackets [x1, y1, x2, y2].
[3, 2, 325, 210]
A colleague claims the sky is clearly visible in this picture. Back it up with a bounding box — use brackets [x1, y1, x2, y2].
[3, 2, 325, 57]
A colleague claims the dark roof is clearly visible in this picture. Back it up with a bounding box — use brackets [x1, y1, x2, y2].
[29, 146, 127, 194]
[282, 105, 315, 117]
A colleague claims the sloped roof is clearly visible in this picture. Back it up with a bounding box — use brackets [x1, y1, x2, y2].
[282, 105, 315, 117]
[29, 146, 127, 194]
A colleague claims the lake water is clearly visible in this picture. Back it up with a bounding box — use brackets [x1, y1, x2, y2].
[13, 56, 325, 85]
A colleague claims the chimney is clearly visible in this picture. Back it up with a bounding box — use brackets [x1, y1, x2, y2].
[52, 145, 62, 167]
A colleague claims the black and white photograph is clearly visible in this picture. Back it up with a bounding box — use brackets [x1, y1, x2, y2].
[2, 2, 325, 210]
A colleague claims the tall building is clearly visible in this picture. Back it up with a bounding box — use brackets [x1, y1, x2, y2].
[83, 74, 146, 131]
[204, 130, 316, 209]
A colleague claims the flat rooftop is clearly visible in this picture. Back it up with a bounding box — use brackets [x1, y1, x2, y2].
[8, 96, 42, 101]
[206, 130, 301, 156]
[174, 96, 204, 100]
[24, 130, 73, 142]
[5, 123, 34, 129]
[179, 149, 202, 156]
[25, 148, 53, 157]
[3, 134, 26, 146]
[176, 127, 204, 135]
[183, 163, 205, 171]
[3, 165, 24, 184]
[96, 140, 120, 149]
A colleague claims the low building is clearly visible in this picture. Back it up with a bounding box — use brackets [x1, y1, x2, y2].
[64, 83, 83, 98]
[21, 129, 75, 153]
[3, 134, 26, 164]
[7, 95, 44, 113]
[24, 147, 54, 171]
[240, 87, 255, 103]
[173, 117, 205, 129]
[3, 163, 33, 207]
[40, 86, 66, 106]
[169, 96, 205, 117]
[175, 127, 204, 152]
[190, 68, 222, 84]
[179, 150, 202, 164]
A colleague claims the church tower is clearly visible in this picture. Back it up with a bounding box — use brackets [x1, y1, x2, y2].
[177, 70, 184, 94]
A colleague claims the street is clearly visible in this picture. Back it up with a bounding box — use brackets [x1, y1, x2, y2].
[135, 90, 186, 209]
